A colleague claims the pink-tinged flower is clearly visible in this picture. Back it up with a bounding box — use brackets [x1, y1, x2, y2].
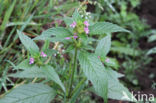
[41, 51, 47, 57]
[73, 35, 78, 39]
[84, 27, 89, 34]
[98, 56, 100, 59]
[105, 58, 110, 63]
[65, 37, 71, 40]
[84, 21, 89, 27]
[70, 21, 77, 28]
[29, 57, 34, 64]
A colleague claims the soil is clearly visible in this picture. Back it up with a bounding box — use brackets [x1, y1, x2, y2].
[138, 0, 156, 28]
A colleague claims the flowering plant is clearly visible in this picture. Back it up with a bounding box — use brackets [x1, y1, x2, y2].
[0, 10, 135, 103]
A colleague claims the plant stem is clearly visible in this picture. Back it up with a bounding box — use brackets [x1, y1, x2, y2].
[68, 47, 78, 97]
[71, 77, 87, 96]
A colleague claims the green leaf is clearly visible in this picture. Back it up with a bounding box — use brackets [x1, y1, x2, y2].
[0, 83, 56, 103]
[15, 59, 35, 70]
[10, 65, 66, 92]
[111, 47, 140, 56]
[9, 66, 45, 78]
[6, 22, 41, 27]
[89, 22, 129, 35]
[148, 34, 156, 42]
[78, 52, 108, 103]
[107, 69, 124, 79]
[106, 68, 135, 101]
[34, 27, 72, 41]
[42, 65, 66, 92]
[95, 35, 111, 57]
[17, 30, 39, 54]
[147, 47, 156, 55]
[64, 17, 74, 26]
[72, 9, 82, 22]
[101, 57, 119, 70]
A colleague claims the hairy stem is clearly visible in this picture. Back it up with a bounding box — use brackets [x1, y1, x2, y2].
[68, 47, 78, 97]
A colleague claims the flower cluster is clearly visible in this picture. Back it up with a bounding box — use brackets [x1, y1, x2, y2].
[29, 58, 34, 64]
[65, 20, 90, 40]
[84, 21, 89, 34]
[29, 51, 47, 64]
[41, 51, 47, 57]
[70, 21, 77, 28]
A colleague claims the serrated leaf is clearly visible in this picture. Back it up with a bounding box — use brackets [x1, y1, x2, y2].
[95, 35, 111, 57]
[15, 59, 37, 70]
[0, 83, 56, 103]
[42, 65, 66, 92]
[102, 57, 119, 70]
[72, 9, 82, 22]
[64, 17, 74, 26]
[10, 65, 65, 92]
[107, 69, 135, 101]
[34, 27, 72, 41]
[9, 66, 45, 78]
[17, 30, 39, 54]
[89, 22, 129, 35]
[78, 52, 108, 103]
[107, 69, 124, 79]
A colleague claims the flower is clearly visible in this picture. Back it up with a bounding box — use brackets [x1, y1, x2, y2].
[41, 51, 47, 57]
[73, 35, 78, 39]
[70, 21, 76, 28]
[84, 21, 89, 27]
[65, 37, 71, 40]
[98, 56, 100, 59]
[29, 57, 34, 64]
[105, 58, 110, 63]
[84, 27, 89, 34]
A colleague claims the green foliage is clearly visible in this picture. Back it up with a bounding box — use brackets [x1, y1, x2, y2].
[9, 66, 45, 78]
[103, 57, 119, 70]
[0, 83, 56, 103]
[95, 35, 111, 57]
[111, 47, 140, 56]
[42, 65, 65, 92]
[16, 59, 35, 70]
[78, 52, 108, 103]
[147, 47, 156, 55]
[72, 9, 82, 22]
[34, 27, 72, 41]
[107, 69, 134, 101]
[17, 30, 39, 55]
[0, 0, 16, 31]
[148, 34, 156, 42]
[89, 22, 129, 35]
